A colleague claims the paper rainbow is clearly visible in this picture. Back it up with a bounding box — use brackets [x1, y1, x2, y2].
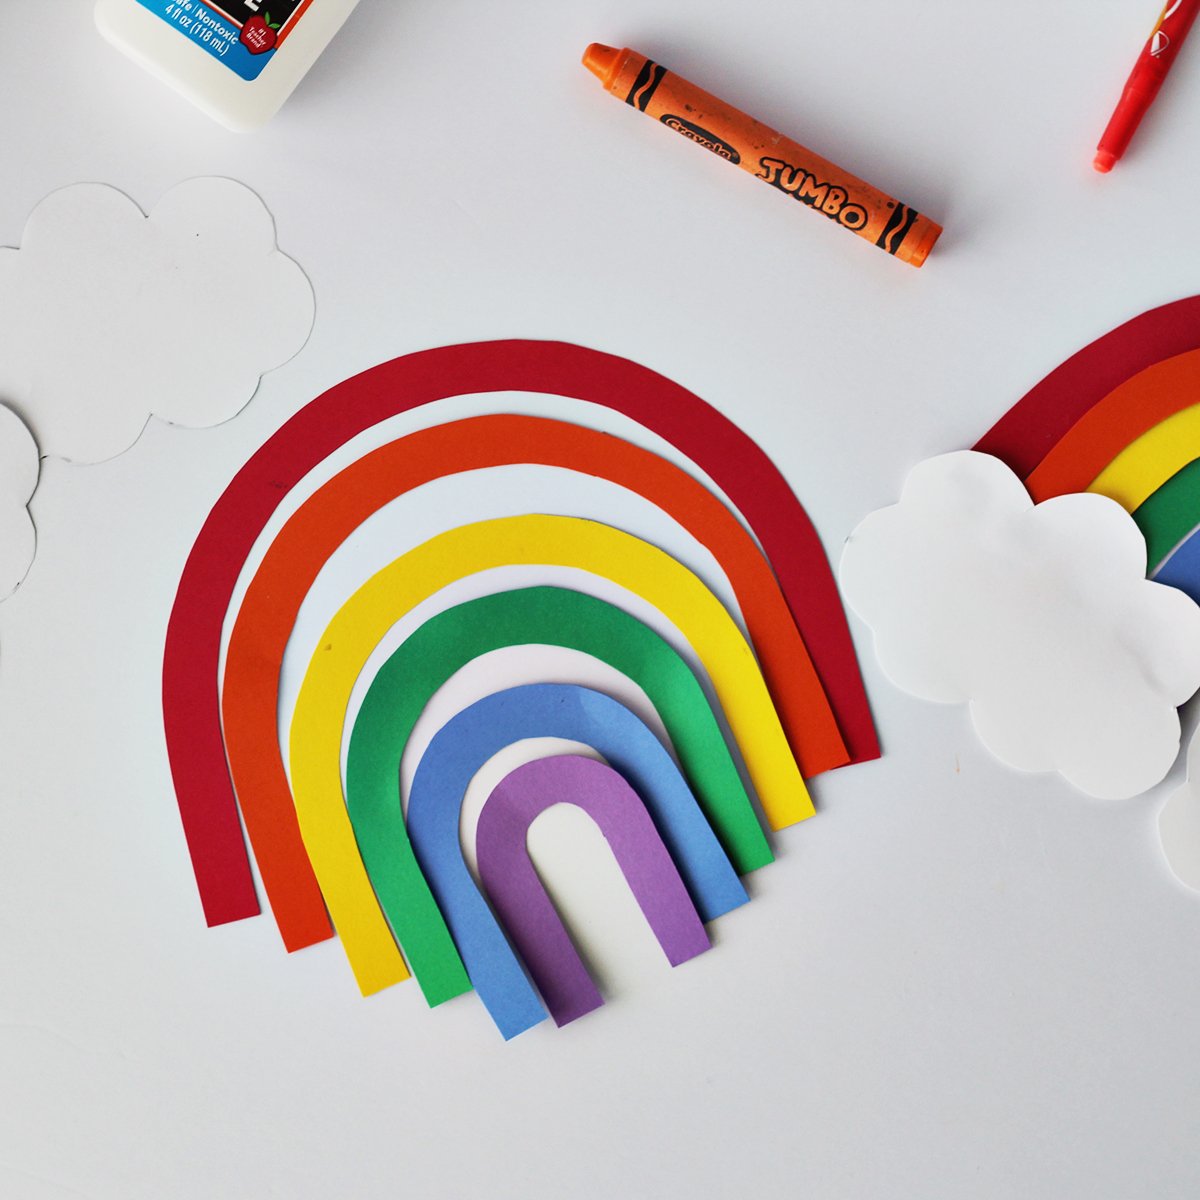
[162, 340, 874, 1036]
[975, 296, 1200, 604]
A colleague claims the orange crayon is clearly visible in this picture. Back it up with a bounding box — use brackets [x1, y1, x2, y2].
[583, 43, 942, 268]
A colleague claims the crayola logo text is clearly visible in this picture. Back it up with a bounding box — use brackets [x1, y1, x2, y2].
[757, 158, 870, 231]
[660, 115, 741, 163]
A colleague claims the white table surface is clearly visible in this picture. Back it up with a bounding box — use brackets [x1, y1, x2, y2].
[3, 3, 1200, 1197]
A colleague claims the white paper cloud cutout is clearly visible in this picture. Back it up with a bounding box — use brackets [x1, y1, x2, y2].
[0, 404, 38, 598]
[1159, 725, 1200, 891]
[839, 451, 1200, 800]
[0, 179, 314, 463]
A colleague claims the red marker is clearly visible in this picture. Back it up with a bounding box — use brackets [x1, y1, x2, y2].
[1095, 0, 1200, 172]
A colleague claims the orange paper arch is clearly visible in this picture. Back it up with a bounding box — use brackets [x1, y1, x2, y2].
[221, 413, 846, 950]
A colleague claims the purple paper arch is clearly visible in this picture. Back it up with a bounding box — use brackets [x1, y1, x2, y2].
[477, 755, 711, 1027]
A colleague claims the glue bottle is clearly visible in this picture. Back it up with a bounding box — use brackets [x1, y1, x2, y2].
[95, 0, 360, 131]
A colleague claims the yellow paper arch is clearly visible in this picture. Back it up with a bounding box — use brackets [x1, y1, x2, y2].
[1087, 403, 1200, 512]
[287, 514, 811, 995]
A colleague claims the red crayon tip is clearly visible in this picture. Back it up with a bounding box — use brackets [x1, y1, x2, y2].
[582, 43, 622, 87]
[1093, 148, 1117, 174]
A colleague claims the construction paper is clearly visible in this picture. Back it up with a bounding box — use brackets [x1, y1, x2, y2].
[351, 587, 769, 871]
[476, 755, 711, 1028]
[840, 452, 1200, 799]
[1024, 349, 1200, 502]
[521, 788, 689, 1003]
[1159, 725, 1200, 892]
[0, 405, 39, 598]
[275, 463, 744, 732]
[339, 587, 768, 1006]
[407, 651, 639, 828]
[223, 419, 838, 954]
[405, 684, 747, 1039]
[454, 736, 604, 876]
[1135, 460, 1200, 573]
[265, 416, 845, 775]
[259, 559, 734, 956]
[408, 655, 630, 887]
[974, 296, 1200, 479]
[285, 515, 806, 996]
[345, 626, 705, 1008]
[0, 179, 313, 463]
[395, 645, 655, 793]
[337, 567, 704, 765]
[1086, 404, 1200, 514]
[163, 341, 870, 930]
[328, 564, 724, 763]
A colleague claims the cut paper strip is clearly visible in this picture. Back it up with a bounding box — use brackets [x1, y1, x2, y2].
[225, 416, 838, 951]
[286, 516, 805, 995]
[0, 405, 39, 599]
[344, 587, 768, 1006]
[1159, 724, 1200, 892]
[405, 684, 747, 1039]
[1136, 460, 1200, 573]
[1086, 404, 1200, 514]
[1025, 349, 1200, 503]
[975, 296, 1200, 479]
[0, 179, 314, 463]
[477, 755, 711, 1028]
[456, 736, 605, 878]
[840, 451, 1200, 799]
[164, 341, 870, 930]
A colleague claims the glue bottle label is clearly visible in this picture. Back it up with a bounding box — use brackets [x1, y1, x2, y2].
[134, 0, 310, 80]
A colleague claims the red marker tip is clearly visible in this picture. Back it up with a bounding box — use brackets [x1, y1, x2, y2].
[1093, 149, 1117, 174]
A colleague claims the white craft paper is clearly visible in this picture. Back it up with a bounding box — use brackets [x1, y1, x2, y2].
[0, 405, 39, 598]
[840, 451, 1200, 800]
[1159, 725, 1200, 891]
[0, 179, 314, 462]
